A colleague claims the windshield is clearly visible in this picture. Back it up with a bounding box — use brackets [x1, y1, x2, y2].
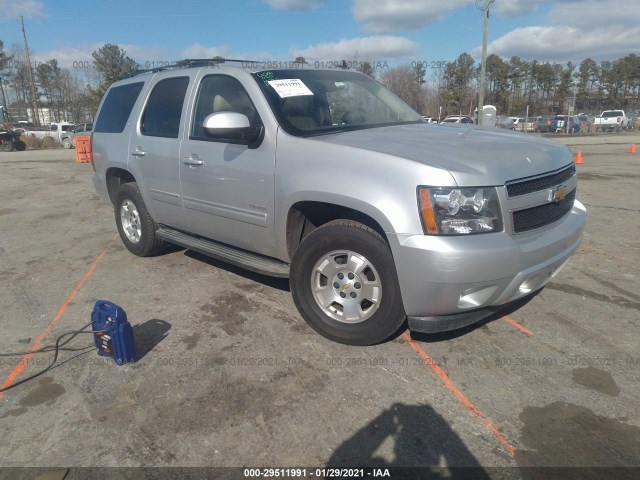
[252, 69, 422, 136]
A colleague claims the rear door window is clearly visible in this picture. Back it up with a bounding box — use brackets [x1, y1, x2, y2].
[140, 77, 190, 138]
[94, 82, 144, 133]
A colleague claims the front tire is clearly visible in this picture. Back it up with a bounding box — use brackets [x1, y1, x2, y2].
[114, 182, 165, 257]
[2, 140, 15, 152]
[290, 220, 406, 345]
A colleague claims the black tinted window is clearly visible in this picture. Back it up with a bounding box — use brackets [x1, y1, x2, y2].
[141, 77, 189, 138]
[94, 82, 144, 133]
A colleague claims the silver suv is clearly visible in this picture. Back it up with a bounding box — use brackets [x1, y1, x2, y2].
[91, 60, 586, 345]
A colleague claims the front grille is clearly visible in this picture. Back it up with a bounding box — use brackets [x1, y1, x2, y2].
[506, 164, 575, 197]
[512, 189, 576, 233]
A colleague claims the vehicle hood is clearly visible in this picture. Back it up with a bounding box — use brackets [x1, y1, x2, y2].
[311, 123, 573, 186]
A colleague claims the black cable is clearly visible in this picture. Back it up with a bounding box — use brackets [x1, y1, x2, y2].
[0, 322, 110, 393]
[0, 326, 94, 356]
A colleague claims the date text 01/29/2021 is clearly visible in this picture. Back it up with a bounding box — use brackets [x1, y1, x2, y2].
[243, 468, 391, 477]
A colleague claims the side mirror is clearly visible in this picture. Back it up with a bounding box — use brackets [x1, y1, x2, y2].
[203, 112, 262, 147]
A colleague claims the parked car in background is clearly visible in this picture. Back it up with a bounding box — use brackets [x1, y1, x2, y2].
[441, 115, 474, 124]
[421, 116, 438, 124]
[550, 115, 581, 134]
[495, 116, 515, 129]
[538, 116, 554, 133]
[577, 114, 594, 133]
[515, 116, 545, 133]
[53, 123, 76, 148]
[20, 122, 75, 146]
[594, 110, 628, 132]
[1, 125, 27, 152]
[69, 123, 93, 147]
[541, 115, 554, 129]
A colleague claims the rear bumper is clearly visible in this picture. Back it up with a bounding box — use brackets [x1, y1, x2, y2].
[92, 172, 110, 205]
[389, 200, 587, 333]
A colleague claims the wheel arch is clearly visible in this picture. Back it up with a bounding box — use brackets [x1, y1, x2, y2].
[106, 167, 137, 205]
[285, 199, 392, 261]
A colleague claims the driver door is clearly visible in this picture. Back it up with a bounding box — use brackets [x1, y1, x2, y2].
[179, 73, 277, 257]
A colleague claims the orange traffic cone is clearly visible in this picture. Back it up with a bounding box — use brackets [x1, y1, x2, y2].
[574, 151, 583, 164]
[630, 144, 636, 154]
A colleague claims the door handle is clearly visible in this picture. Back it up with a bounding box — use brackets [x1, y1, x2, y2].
[183, 155, 203, 166]
[130, 148, 146, 157]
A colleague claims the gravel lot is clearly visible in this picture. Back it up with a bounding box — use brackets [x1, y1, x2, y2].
[1, 133, 639, 479]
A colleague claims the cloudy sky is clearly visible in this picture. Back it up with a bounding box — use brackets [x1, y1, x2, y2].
[0, 0, 638, 73]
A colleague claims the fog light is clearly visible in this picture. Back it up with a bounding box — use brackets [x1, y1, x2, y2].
[457, 285, 498, 309]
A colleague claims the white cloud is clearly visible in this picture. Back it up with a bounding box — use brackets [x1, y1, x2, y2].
[492, 0, 546, 19]
[549, 0, 640, 29]
[353, 0, 473, 34]
[290, 35, 420, 62]
[31, 42, 273, 74]
[181, 43, 233, 59]
[32, 43, 172, 70]
[475, 0, 640, 61]
[32, 46, 94, 69]
[0, 0, 46, 18]
[264, 0, 324, 10]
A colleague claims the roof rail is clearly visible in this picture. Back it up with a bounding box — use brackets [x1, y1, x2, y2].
[132, 58, 280, 76]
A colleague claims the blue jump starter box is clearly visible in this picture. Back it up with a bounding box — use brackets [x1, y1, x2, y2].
[91, 300, 136, 365]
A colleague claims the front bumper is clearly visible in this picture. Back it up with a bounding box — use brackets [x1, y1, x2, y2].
[389, 200, 586, 333]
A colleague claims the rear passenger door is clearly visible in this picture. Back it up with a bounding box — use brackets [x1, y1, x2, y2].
[128, 75, 192, 229]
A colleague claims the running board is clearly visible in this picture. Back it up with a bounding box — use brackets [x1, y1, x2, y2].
[156, 226, 290, 278]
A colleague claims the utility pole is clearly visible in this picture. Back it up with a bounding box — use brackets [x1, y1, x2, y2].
[477, 0, 495, 126]
[0, 75, 9, 113]
[20, 15, 40, 126]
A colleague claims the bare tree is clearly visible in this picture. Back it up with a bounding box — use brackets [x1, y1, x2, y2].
[380, 65, 427, 114]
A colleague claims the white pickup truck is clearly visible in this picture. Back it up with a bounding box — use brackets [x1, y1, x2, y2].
[594, 110, 628, 132]
[19, 122, 75, 147]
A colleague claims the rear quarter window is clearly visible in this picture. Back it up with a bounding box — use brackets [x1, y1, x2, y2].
[94, 82, 145, 133]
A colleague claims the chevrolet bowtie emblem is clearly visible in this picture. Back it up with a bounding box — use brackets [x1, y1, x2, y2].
[550, 184, 570, 203]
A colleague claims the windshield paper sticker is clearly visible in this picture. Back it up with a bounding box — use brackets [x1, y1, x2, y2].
[268, 79, 313, 98]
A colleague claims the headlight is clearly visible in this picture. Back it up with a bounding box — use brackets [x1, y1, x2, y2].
[418, 187, 503, 235]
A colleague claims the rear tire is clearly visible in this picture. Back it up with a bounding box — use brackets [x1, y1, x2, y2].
[290, 219, 406, 345]
[114, 182, 165, 257]
[62, 138, 72, 149]
[14, 141, 26, 151]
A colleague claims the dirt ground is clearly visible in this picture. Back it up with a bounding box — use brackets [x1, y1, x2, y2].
[1, 132, 639, 480]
